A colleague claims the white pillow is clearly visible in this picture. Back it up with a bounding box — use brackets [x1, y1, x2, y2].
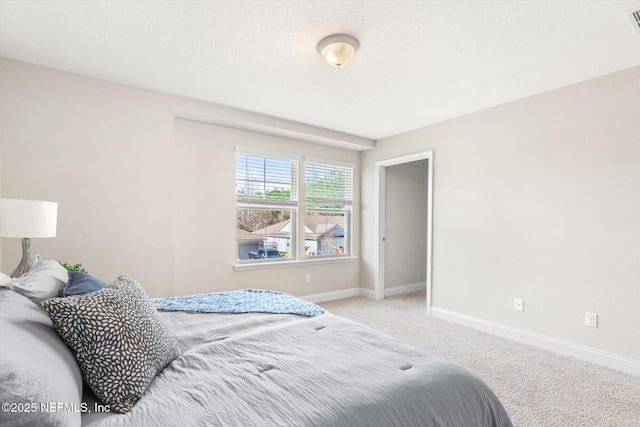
[0, 272, 11, 287]
[7, 255, 69, 304]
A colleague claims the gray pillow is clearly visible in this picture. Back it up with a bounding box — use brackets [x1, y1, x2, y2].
[40, 275, 181, 414]
[7, 255, 68, 303]
[0, 288, 83, 427]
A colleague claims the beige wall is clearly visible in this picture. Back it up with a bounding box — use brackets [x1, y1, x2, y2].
[0, 58, 360, 297]
[361, 66, 640, 360]
[174, 119, 359, 296]
[1, 59, 176, 296]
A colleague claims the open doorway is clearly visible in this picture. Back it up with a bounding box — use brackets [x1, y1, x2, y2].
[375, 151, 433, 314]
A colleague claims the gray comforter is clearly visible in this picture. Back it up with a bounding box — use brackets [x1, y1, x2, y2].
[82, 310, 512, 427]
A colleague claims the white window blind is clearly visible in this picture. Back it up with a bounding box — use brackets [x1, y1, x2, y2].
[305, 162, 353, 208]
[236, 153, 297, 206]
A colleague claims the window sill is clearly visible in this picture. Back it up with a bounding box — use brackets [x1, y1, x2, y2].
[234, 256, 357, 272]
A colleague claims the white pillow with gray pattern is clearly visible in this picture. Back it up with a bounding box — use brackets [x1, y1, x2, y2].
[40, 275, 181, 414]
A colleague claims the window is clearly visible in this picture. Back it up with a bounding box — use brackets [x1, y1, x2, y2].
[236, 152, 297, 261]
[236, 150, 354, 263]
[304, 161, 353, 257]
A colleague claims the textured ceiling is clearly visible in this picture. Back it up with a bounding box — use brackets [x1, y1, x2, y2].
[1, 1, 639, 140]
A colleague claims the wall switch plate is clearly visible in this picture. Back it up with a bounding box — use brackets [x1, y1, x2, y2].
[305, 274, 311, 284]
[585, 312, 598, 328]
[514, 298, 524, 312]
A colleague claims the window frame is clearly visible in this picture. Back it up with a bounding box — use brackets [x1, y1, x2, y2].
[303, 158, 354, 259]
[235, 149, 298, 264]
[235, 148, 355, 266]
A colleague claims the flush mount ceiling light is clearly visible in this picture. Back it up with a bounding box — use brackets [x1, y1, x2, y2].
[317, 34, 359, 68]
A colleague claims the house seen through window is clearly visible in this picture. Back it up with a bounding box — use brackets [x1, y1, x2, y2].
[236, 151, 353, 262]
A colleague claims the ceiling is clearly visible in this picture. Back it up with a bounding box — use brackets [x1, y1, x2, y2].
[1, 1, 639, 140]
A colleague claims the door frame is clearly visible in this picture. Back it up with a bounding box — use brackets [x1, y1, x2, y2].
[374, 150, 434, 315]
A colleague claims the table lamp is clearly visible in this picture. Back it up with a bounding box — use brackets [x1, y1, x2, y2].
[0, 198, 58, 278]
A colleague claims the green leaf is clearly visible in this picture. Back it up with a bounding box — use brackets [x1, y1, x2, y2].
[60, 262, 88, 273]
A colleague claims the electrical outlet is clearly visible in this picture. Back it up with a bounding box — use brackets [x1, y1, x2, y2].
[585, 312, 598, 328]
[514, 298, 524, 312]
[305, 274, 311, 284]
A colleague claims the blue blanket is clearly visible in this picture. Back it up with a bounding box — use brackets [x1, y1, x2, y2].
[154, 289, 325, 317]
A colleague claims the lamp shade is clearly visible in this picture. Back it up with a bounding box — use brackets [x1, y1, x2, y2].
[0, 199, 58, 238]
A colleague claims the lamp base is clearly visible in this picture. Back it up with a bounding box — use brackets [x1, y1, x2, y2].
[10, 238, 33, 278]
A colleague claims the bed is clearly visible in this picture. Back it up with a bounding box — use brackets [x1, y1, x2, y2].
[0, 258, 513, 427]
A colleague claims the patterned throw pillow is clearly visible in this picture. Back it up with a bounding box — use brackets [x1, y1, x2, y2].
[40, 275, 181, 414]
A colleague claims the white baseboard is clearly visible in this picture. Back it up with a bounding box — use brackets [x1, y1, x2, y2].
[431, 306, 640, 377]
[303, 284, 425, 304]
[359, 288, 377, 300]
[384, 282, 426, 297]
[302, 287, 379, 303]
[302, 287, 362, 303]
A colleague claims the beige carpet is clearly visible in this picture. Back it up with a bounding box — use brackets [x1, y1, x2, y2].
[319, 292, 640, 427]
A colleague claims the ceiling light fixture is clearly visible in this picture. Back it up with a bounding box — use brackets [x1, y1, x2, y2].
[317, 34, 359, 69]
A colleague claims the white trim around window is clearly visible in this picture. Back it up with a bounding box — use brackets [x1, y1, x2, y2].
[235, 148, 355, 268]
